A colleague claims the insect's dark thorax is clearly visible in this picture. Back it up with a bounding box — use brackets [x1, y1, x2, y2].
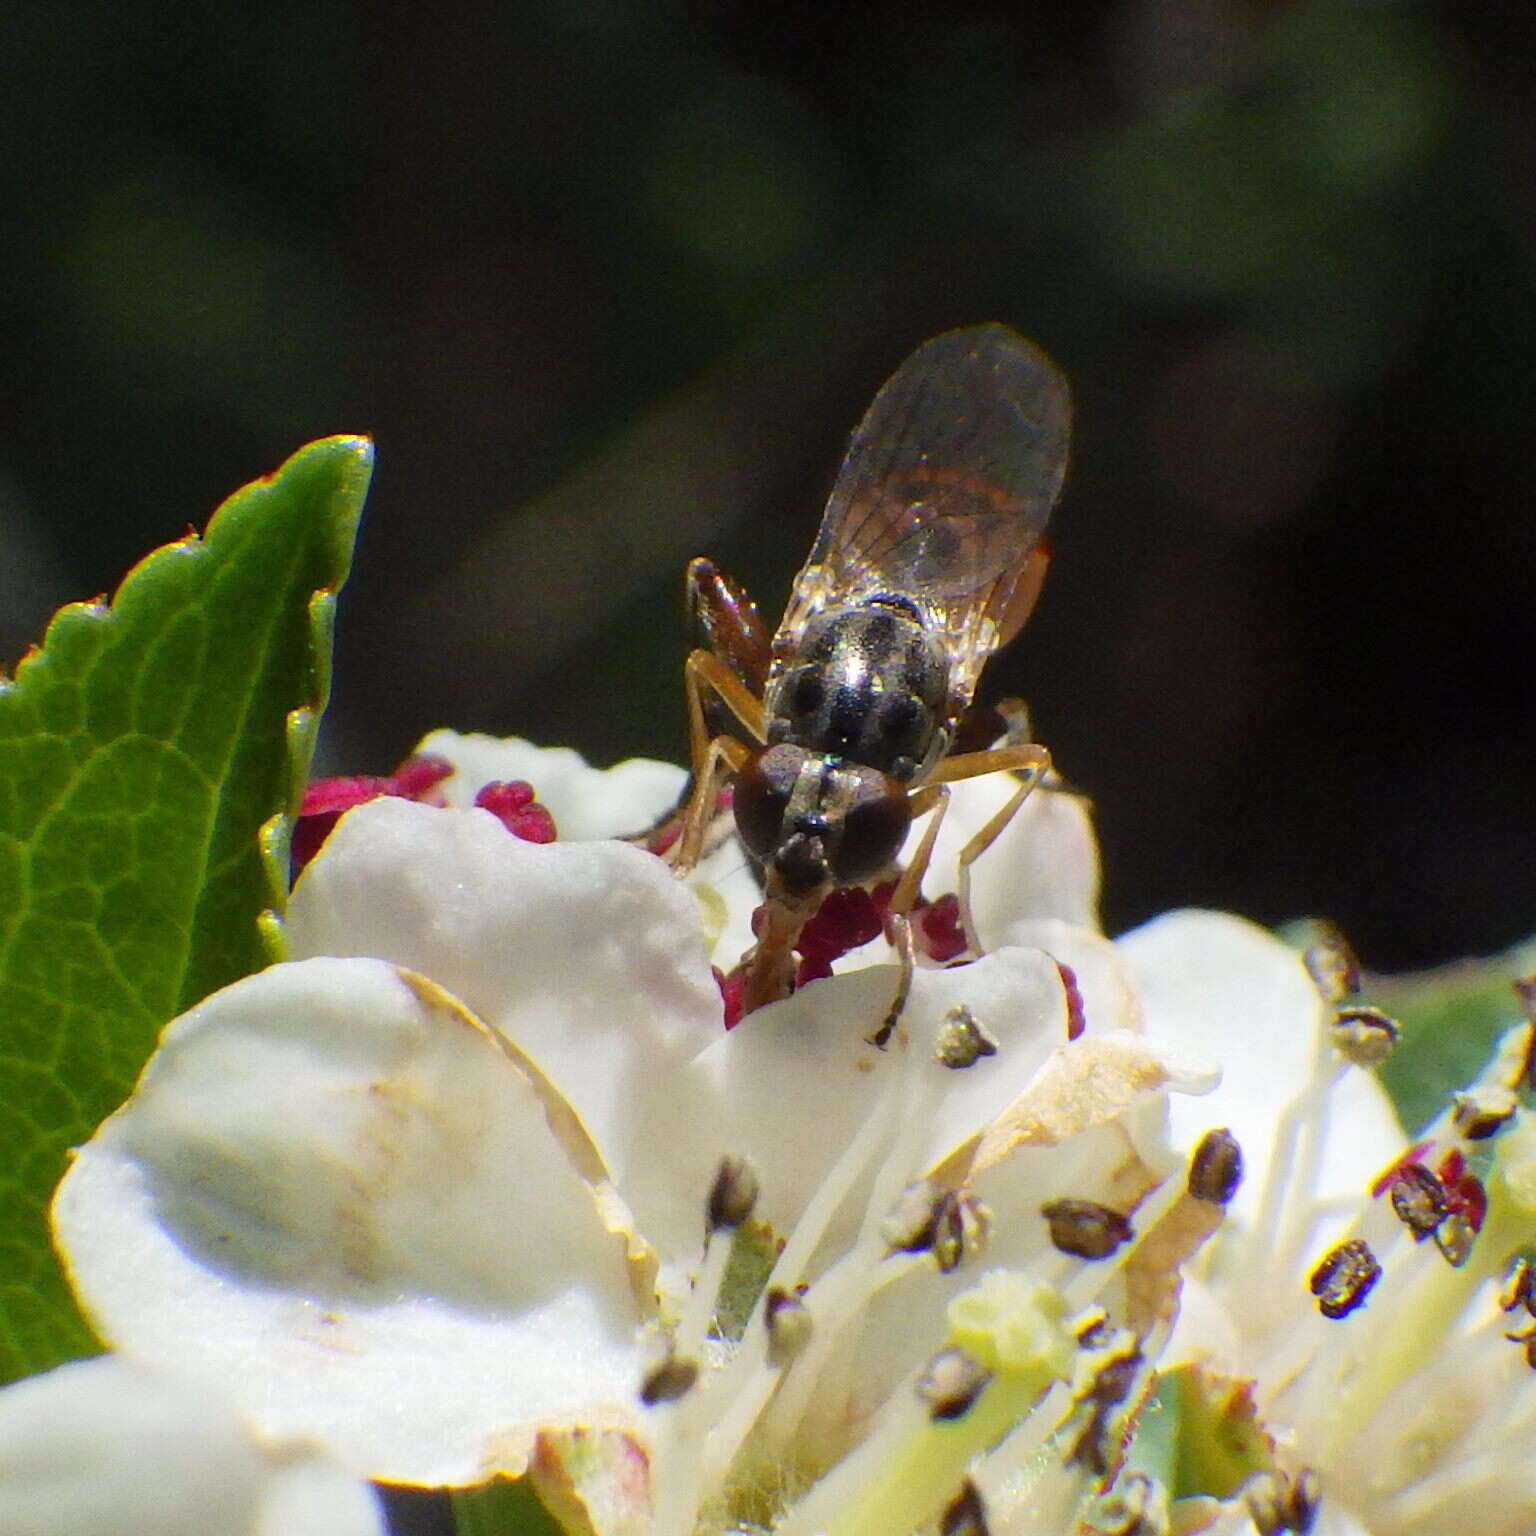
[765, 602, 950, 782]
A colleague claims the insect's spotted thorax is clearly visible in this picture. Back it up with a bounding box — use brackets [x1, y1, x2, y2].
[764, 600, 951, 783]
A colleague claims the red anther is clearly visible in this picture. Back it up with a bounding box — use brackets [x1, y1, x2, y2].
[918, 893, 967, 962]
[475, 781, 558, 843]
[390, 753, 454, 801]
[1438, 1149, 1488, 1233]
[795, 953, 836, 987]
[716, 966, 747, 1029]
[1370, 1141, 1434, 1199]
[292, 776, 394, 872]
[1058, 961, 1086, 1040]
[797, 887, 883, 967]
[292, 754, 456, 875]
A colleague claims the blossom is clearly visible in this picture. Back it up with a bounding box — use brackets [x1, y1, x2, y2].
[0, 1354, 382, 1536]
[45, 731, 1536, 1534]
[1121, 913, 1536, 1536]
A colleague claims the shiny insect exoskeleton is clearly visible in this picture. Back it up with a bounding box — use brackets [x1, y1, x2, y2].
[672, 323, 1072, 1041]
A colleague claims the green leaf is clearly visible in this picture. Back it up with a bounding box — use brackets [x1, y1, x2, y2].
[0, 436, 371, 1378]
[451, 1479, 567, 1536]
[1372, 939, 1536, 1133]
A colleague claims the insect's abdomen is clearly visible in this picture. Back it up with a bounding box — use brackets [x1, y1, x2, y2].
[766, 603, 949, 781]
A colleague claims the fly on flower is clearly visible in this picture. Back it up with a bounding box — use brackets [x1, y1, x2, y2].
[671, 323, 1072, 1041]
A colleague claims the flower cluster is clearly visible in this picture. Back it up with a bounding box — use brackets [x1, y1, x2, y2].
[13, 733, 1536, 1535]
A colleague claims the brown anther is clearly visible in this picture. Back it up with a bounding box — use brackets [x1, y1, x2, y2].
[917, 1347, 992, 1420]
[1451, 1088, 1519, 1142]
[1310, 1239, 1381, 1319]
[1245, 1467, 1319, 1535]
[764, 1286, 813, 1367]
[1434, 1210, 1476, 1268]
[1330, 1005, 1400, 1067]
[1043, 1198, 1134, 1260]
[1075, 1309, 1114, 1349]
[1089, 1472, 1168, 1536]
[1505, 1013, 1536, 1093]
[1188, 1128, 1244, 1205]
[1066, 1329, 1144, 1475]
[935, 1004, 998, 1069]
[881, 1179, 947, 1254]
[706, 1153, 760, 1232]
[939, 1478, 989, 1536]
[932, 1192, 991, 1274]
[639, 1355, 699, 1405]
[1499, 1256, 1535, 1316]
[1304, 921, 1360, 1004]
[1388, 1163, 1449, 1239]
[1507, 1323, 1536, 1369]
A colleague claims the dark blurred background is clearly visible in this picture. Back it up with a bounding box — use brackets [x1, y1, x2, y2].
[3, 0, 1533, 973]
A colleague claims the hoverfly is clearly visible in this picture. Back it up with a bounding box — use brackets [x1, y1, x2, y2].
[671, 324, 1071, 1044]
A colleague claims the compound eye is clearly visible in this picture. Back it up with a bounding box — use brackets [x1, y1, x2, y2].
[733, 744, 804, 863]
[832, 769, 910, 885]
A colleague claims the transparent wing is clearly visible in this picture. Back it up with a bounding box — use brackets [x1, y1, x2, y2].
[780, 324, 1071, 703]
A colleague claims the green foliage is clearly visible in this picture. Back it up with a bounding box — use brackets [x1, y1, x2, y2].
[451, 1479, 566, 1536]
[1374, 941, 1536, 1135]
[0, 437, 370, 1377]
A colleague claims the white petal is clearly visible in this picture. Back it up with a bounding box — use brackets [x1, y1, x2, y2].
[913, 776, 1101, 946]
[0, 1355, 382, 1536]
[287, 798, 723, 1168]
[618, 948, 1072, 1262]
[53, 958, 648, 1487]
[415, 730, 685, 840]
[1116, 911, 1403, 1221]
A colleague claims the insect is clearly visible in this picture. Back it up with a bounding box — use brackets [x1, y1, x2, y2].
[671, 323, 1071, 1043]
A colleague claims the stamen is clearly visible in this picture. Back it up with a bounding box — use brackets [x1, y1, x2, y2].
[707, 1154, 761, 1233]
[932, 1194, 991, 1275]
[1057, 961, 1086, 1041]
[939, 1479, 989, 1536]
[1244, 1467, 1319, 1535]
[1309, 1238, 1381, 1319]
[640, 1355, 699, 1405]
[918, 1347, 993, 1421]
[1329, 1005, 1400, 1068]
[882, 1179, 948, 1254]
[1387, 1163, 1450, 1241]
[764, 1287, 812, 1367]
[1303, 919, 1360, 1004]
[1452, 1087, 1519, 1141]
[1042, 1199, 1134, 1261]
[1188, 1128, 1244, 1205]
[1087, 1471, 1169, 1536]
[935, 1005, 998, 1068]
[1498, 1255, 1535, 1315]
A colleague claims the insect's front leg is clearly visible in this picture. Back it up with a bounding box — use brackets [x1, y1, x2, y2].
[672, 647, 765, 874]
[927, 742, 1053, 954]
[868, 781, 950, 1048]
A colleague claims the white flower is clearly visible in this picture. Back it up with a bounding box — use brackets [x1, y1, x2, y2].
[50, 733, 1222, 1529]
[0, 1354, 381, 1536]
[54, 730, 1536, 1536]
[1115, 912, 1536, 1536]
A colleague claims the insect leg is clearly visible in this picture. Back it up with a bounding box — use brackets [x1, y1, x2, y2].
[673, 648, 764, 873]
[868, 781, 950, 1049]
[926, 742, 1053, 954]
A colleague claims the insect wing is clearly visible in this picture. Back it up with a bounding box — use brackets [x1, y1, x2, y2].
[781, 324, 1070, 690]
